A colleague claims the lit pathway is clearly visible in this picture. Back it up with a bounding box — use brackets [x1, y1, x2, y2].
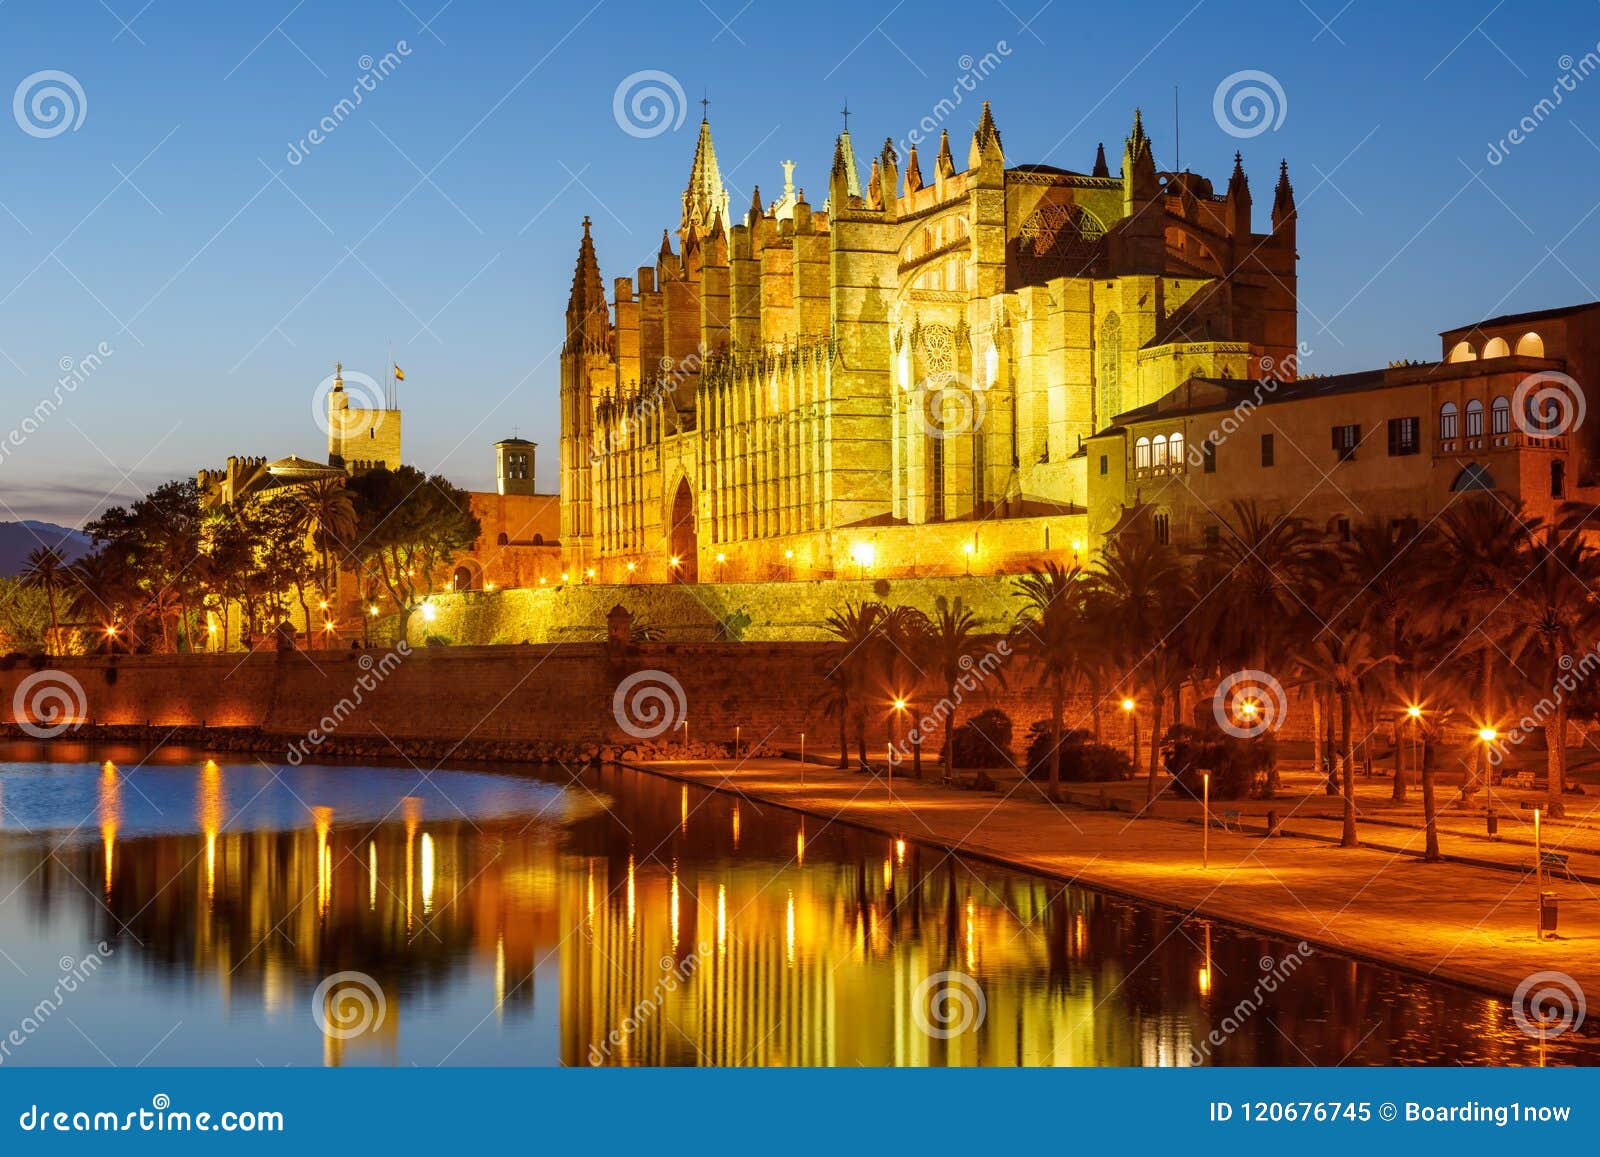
[620, 755, 1600, 1002]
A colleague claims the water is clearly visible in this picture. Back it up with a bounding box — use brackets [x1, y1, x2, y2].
[0, 744, 1590, 1067]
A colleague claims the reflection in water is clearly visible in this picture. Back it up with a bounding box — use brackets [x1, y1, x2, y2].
[0, 748, 1594, 1067]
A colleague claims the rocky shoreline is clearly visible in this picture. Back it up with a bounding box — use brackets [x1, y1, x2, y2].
[0, 722, 771, 769]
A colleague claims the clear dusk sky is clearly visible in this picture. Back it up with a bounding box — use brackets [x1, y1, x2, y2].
[1, 0, 1598, 525]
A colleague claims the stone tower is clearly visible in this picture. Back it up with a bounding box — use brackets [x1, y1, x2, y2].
[558, 216, 611, 565]
[326, 363, 402, 470]
[495, 436, 536, 496]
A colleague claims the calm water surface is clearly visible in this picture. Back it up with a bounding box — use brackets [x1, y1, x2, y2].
[0, 743, 1591, 1067]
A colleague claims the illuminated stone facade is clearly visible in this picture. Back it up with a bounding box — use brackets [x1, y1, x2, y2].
[561, 105, 1298, 582]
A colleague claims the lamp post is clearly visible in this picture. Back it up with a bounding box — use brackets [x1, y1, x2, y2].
[785, 548, 794, 582]
[962, 540, 974, 576]
[1202, 770, 1210, 869]
[1479, 726, 1499, 836]
[1121, 697, 1138, 769]
[716, 553, 727, 582]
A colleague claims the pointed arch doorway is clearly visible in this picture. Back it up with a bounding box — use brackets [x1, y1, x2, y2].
[669, 478, 698, 582]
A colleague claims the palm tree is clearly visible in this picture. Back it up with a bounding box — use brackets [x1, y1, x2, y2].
[823, 601, 886, 770]
[19, 546, 69, 655]
[1086, 526, 1189, 803]
[1012, 561, 1085, 801]
[879, 604, 931, 775]
[1293, 630, 1397, 847]
[66, 552, 130, 652]
[1489, 525, 1600, 817]
[923, 595, 1001, 784]
[291, 478, 358, 621]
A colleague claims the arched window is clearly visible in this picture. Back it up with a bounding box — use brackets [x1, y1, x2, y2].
[1465, 399, 1484, 437]
[1491, 395, 1510, 435]
[496, 532, 509, 546]
[1515, 331, 1545, 357]
[1451, 463, 1496, 492]
[1482, 336, 1509, 359]
[1168, 431, 1185, 467]
[1439, 401, 1459, 440]
[533, 533, 545, 545]
[1134, 436, 1151, 471]
[1151, 434, 1168, 468]
[1448, 340, 1476, 363]
[1098, 313, 1123, 424]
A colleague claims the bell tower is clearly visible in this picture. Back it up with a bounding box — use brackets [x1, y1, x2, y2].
[495, 436, 537, 496]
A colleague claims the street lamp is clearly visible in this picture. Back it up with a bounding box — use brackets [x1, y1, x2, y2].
[962, 540, 974, 575]
[716, 552, 727, 582]
[1121, 697, 1139, 769]
[626, 561, 636, 584]
[785, 548, 794, 581]
[1479, 726, 1499, 836]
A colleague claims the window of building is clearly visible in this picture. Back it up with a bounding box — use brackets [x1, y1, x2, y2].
[506, 451, 530, 480]
[1491, 395, 1510, 435]
[1516, 331, 1545, 357]
[1169, 432, 1185, 466]
[1465, 399, 1484, 437]
[1099, 454, 1108, 476]
[1201, 442, 1216, 473]
[1134, 436, 1151, 471]
[1332, 423, 1360, 461]
[1439, 401, 1458, 440]
[1152, 434, 1168, 469]
[496, 532, 509, 546]
[1387, 416, 1420, 456]
[1553, 459, 1566, 498]
[1447, 340, 1476, 363]
[1482, 336, 1509, 359]
[1261, 433, 1274, 467]
[1152, 512, 1170, 545]
[929, 435, 946, 522]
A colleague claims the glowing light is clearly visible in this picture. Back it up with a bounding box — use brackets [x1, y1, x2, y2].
[561, 572, 570, 583]
[1198, 966, 1212, 996]
[893, 698, 908, 711]
[104, 625, 118, 637]
[1071, 539, 1086, 552]
[322, 620, 335, 632]
[207, 622, 217, 634]
[850, 541, 874, 569]
[318, 600, 329, 611]
[625, 562, 635, 572]
[716, 553, 726, 564]
[669, 555, 681, 568]
[1479, 727, 1498, 742]
[420, 831, 435, 913]
[368, 604, 380, 616]
[1121, 698, 1135, 712]
[586, 568, 596, 579]
[1239, 700, 1259, 718]
[962, 542, 974, 556]
[420, 602, 438, 623]
[485, 581, 496, 592]
[538, 576, 547, 585]
[1406, 704, 1423, 719]
[784, 549, 794, 558]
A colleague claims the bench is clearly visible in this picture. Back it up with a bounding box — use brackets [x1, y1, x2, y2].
[1212, 809, 1242, 832]
[1500, 771, 1536, 790]
[1535, 850, 1575, 881]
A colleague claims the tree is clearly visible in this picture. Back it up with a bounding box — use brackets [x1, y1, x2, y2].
[0, 577, 53, 653]
[879, 603, 931, 776]
[1011, 561, 1086, 802]
[922, 595, 1002, 784]
[288, 477, 358, 632]
[66, 552, 134, 652]
[347, 466, 481, 639]
[1086, 526, 1189, 803]
[823, 601, 886, 770]
[18, 546, 69, 655]
[1293, 630, 1396, 847]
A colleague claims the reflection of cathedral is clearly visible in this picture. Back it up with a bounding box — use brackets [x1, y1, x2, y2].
[562, 105, 1296, 581]
[0, 756, 1539, 1067]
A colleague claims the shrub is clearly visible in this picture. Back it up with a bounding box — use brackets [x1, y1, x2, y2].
[1161, 723, 1274, 800]
[951, 707, 1015, 769]
[1024, 723, 1133, 782]
[423, 632, 454, 647]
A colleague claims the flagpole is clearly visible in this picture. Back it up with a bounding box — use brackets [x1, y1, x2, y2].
[387, 341, 394, 408]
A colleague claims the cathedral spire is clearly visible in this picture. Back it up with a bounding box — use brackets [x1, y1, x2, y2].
[748, 184, 763, 225]
[1226, 151, 1252, 235]
[1272, 158, 1296, 233]
[681, 116, 730, 238]
[565, 216, 609, 351]
[935, 129, 955, 179]
[828, 123, 863, 210]
[1092, 141, 1109, 178]
[904, 142, 923, 193]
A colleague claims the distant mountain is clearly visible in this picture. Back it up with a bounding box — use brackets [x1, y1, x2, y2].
[0, 521, 93, 576]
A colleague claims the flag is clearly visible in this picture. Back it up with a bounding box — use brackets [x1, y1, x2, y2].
[392, 364, 405, 381]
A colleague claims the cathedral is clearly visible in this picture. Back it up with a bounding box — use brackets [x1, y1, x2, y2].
[561, 103, 1298, 581]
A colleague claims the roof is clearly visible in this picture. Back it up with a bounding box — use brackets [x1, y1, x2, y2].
[1093, 368, 1394, 433]
[1441, 300, 1600, 336]
[265, 455, 344, 479]
[495, 436, 535, 446]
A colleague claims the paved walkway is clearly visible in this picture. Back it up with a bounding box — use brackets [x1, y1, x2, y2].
[620, 753, 1600, 1002]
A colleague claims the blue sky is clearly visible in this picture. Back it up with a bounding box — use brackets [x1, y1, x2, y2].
[2, 0, 1599, 524]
